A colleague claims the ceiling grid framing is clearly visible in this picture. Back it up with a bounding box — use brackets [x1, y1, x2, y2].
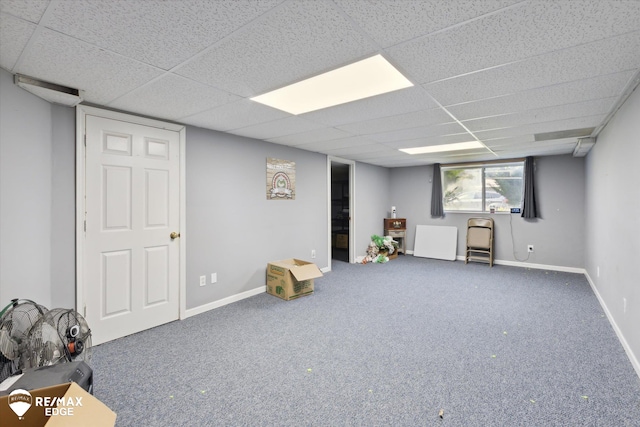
[1, 0, 639, 166]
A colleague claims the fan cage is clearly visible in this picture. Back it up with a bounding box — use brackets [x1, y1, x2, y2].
[43, 308, 93, 365]
[0, 300, 93, 383]
[0, 300, 49, 378]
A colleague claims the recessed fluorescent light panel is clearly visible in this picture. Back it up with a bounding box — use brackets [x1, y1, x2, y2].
[251, 55, 413, 115]
[399, 141, 485, 155]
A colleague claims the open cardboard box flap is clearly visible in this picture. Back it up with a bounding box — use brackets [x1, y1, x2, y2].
[270, 259, 323, 282]
[289, 262, 323, 281]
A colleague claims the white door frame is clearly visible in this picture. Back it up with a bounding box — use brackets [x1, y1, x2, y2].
[327, 156, 356, 270]
[75, 105, 187, 321]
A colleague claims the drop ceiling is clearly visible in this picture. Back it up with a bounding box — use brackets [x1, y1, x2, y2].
[1, 0, 639, 167]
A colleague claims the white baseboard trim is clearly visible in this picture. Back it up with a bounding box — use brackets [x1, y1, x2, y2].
[453, 255, 586, 274]
[493, 258, 585, 274]
[183, 286, 265, 319]
[584, 272, 640, 380]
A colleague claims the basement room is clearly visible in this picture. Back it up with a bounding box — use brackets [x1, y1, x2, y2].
[0, 1, 639, 426]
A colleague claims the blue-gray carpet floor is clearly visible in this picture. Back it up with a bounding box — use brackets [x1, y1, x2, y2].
[92, 256, 640, 426]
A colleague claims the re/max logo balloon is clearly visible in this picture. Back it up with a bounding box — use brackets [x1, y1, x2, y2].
[8, 389, 83, 419]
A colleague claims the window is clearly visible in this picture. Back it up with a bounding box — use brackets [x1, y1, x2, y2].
[442, 161, 524, 213]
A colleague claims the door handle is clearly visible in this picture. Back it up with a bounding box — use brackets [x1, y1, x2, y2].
[170, 232, 180, 240]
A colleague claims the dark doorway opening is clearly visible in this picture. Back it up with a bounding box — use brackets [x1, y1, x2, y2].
[331, 163, 350, 263]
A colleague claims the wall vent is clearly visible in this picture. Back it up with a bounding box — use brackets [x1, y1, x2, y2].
[14, 74, 83, 107]
[534, 127, 595, 142]
[573, 137, 596, 157]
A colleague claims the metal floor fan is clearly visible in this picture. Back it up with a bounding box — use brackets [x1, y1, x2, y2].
[43, 308, 92, 365]
[0, 299, 49, 381]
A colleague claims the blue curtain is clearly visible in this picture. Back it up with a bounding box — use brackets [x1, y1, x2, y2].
[521, 156, 538, 219]
[431, 163, 444, 217]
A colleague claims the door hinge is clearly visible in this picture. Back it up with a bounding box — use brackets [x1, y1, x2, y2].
[84, 220, 86, 232]
[83, 305, 86, 317]
[84, 134, 87, 146]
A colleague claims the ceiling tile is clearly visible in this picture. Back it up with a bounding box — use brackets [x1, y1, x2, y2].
[267, 127, 353, 147]
[346, 149, 409, 162]
[0, 13, 36, 70]
[109, 74, 241, 122]
[176, 0, 377, 96]
[302, 86, 439, 127]
[483, 134, 535, 147]
[229, 116, 326, 140]
[181, 99, 289, 132]
[486, 137, 573, 150]
[335, 0, 519, 48]
[368, 122, 468, 143]
[446, 71, 637, 120]
[484, 137, 584, 162]
[426, 151, 502, 164]
[492, 142, 577, 158]
[293, 135, 374, 152]
[366, 157, 432, 167]
[424, 31, 640, 106]
[323, 143, 391, 157]
[427, 147, 493, 158]
[0, 0, 50, 23]
[474, 115, 606, 141]
[385, 133, 481, 150]
[388, 1, 640, 84]
[336, 107, 453, 135]
[44, 0, 281, 70]
[15, 28, 163, 105]
[462, 97, 617, 132]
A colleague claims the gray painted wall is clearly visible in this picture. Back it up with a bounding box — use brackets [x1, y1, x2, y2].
[0, 69, 53, 308]
[50, 106, 76, 308]
[0, 69, 76, 309]
[388, 155, 586, 269]
[185, 125, 329, 309]
[353, 162, 390, 256]
[585, 86, 640, 369]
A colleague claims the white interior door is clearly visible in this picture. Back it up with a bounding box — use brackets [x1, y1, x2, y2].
[83, 114, 181, 344]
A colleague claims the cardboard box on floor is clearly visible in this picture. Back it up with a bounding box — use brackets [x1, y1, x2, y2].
[0, 382, 116, 427]
[266, 259, 323, 301]
[335, 234, 348, 249]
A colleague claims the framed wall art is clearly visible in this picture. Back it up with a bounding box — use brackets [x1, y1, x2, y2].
[266, 158, 295, 200]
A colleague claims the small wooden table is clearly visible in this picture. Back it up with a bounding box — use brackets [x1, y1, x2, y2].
[384, 218, 406, 254]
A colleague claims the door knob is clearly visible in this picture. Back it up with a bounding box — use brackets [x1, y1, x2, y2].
[170, 232, 180, 240]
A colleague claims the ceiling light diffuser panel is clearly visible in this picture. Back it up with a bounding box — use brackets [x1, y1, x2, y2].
[251, 55, 414, 115]
[399, 141, 486, 155]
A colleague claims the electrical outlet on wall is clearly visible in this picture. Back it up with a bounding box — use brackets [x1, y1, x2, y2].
[311, 249, 316, 259]
[211, 273, 217, 284]
[199, 275, 206, 286]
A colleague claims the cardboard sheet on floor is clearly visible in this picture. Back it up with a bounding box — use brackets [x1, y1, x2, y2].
[413, 225, 457, 261]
